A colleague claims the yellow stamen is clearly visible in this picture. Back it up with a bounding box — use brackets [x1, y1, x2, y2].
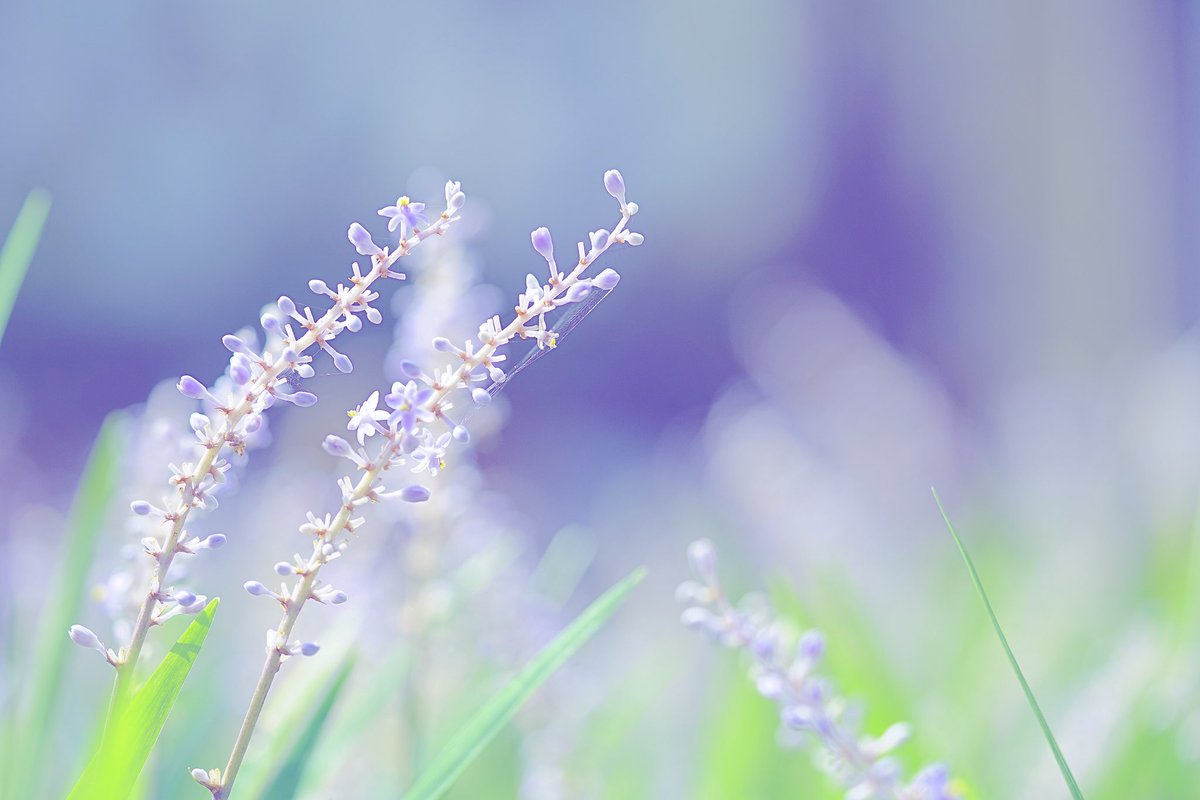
[398, 196, 411, 207]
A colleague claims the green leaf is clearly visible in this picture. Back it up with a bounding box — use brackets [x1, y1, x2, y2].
[2, 414, 123, 800]
[0, 188, 51, 344]
[67, 598, 220, 800]
[402, 567, 646, 800]
[257, 653, 357, 800]
[933, 489, 1085, 800]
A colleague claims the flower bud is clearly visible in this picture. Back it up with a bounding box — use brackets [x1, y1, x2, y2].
[626, 231, 644, 246]
[277, 295, 297, 317]
[201, 533, 227, 549]
[323, 435, 353, 457]
[530, 227, 554, 261]
[244, 581, 270, 596]
[177, 375, 206, 399]
[565, 282, 592, 303]
[68, 624, 104, 651]
[299, 642, 320, 656]
[308, 279, 330, 295]
[400, 485, 431, 503]
[274, 562, 295, 576]
[130, 500, 153, 516]
[452, 425, 470, 443]
[347, 222, 384, 257]
[604, 169, 626, 203]
[593, 268, 621, 290]
[332, 353, 354, 374]
[471, 387, 492, 406]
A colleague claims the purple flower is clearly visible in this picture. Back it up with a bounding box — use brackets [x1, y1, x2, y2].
[377, 196, 429, 233]
[384, 381, 434, 433]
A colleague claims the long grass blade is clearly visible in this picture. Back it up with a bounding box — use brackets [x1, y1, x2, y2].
[932, 488, 1085, 799]
[3, 414, 123, 799]
[67, 598, 220, 800]
[0, 188, 51, 344]
[402, 567, 645, 800]
[257, 653, 357, 800]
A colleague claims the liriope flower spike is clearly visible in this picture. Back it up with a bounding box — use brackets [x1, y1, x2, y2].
[203, 170, 641, 800]
[73, 183, 466, 720]
[678, 540, 961, 800]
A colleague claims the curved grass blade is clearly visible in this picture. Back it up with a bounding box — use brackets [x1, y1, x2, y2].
[0, 188, 51, 344]
[2, 413, 122, 799]
[67, 598, 220, 800]
[257, 653, 357, 800]
[932, 489, 1085, 800]
[402, 567, 646, 800]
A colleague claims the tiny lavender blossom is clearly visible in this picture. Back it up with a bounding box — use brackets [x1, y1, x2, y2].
[678, 540, 960, 800]
[200, 171, 643, 800]
[72, 182, 466, 719]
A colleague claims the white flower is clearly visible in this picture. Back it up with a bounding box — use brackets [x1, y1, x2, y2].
[347, 391, 389, 445]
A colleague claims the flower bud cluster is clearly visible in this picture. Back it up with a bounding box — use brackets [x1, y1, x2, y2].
[72, 183, 465, 701]
[679, 540, 960, 800]
[201, 172, 642, 800]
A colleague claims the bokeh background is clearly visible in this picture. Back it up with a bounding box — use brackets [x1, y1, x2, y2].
[1, 1, 1198, 798]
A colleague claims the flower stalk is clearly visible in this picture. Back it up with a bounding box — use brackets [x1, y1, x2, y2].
[197, 170, 643, 799]
[96, 185, 465, 725]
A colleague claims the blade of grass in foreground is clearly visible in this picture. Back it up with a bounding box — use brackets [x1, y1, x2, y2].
[257, 654, 357, 800]
[0, 188, 51, 344]
[3, 414, 122, 800]
[402, 567, 646, 800]
[67, 598, 220, 800]
[932, 489, 1084, 800]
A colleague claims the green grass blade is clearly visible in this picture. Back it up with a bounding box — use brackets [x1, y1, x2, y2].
[402, 567, 646, 800]
[4, 414, 123, 799]
[258, 653, 357, 800]
[0, 188, 51, 344]
[67, 598, 220, 800]
[933, 489, 1084, 800]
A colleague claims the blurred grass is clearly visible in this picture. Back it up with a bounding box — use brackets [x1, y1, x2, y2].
[0, 188, 50, 345]
[259, 653, 357, 800]
[2, 414, 122, 800]
[403, 567, 646, 800]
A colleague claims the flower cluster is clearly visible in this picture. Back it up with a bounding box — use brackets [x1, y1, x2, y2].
[678, 540, 960, 800]
[68, 181, 466, 713]
[197, 170, 642, 800]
